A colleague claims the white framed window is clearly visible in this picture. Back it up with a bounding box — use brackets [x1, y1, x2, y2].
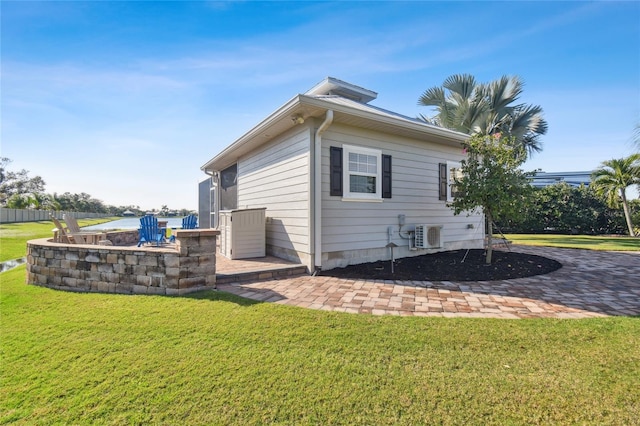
[447, 161, 462, 201]
[343, 144, 382, 200]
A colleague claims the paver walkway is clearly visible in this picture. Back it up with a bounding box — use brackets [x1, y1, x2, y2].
[217, 246, 640, 319]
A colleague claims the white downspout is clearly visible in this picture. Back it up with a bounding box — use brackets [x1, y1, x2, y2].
[314, 110, 334, 272]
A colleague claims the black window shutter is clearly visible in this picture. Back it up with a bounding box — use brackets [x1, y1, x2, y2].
[382, 154, 392, 199]
[330, 147, 343, 196]
[438, 163, 447, 200]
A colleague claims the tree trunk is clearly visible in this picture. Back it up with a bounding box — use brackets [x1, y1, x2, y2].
[620, 189, 636, 237]
[486, 211, 493, 264]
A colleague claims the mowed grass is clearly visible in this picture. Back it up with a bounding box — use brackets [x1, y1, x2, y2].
[2, 222, 639, 423]
[505, 234, 640, 251]
[0, 218, 117, 262]
[2, 266, 639, 424]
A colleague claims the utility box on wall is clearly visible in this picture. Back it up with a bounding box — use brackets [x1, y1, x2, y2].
[218, 208, 266, 259]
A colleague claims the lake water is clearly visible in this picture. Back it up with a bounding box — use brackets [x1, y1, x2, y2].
[0, 257, 26, 273]
[82, 217, 185, 230]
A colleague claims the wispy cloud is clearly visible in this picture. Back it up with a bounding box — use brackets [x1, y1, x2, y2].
[3, 61, 187, 95]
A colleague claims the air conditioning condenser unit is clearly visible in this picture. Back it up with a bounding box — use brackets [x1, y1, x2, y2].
[414, 225, 443, 249]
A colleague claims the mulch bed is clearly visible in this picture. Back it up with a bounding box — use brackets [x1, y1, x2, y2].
[319, 249, 562, 281]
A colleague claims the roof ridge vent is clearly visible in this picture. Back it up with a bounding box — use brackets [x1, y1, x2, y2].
[305, 77, 377, 104]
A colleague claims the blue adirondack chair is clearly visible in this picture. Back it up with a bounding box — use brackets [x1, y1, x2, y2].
[137, 215, 165, 247]
[182, 214, 198, 229]
[168, 214, 198, 243]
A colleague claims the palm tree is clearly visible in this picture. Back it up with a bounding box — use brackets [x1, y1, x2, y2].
[418, 74, 548, 157]
[41, 193, 62, 211]
[591, 154, 640, 236]
[6, 194, 30, 209]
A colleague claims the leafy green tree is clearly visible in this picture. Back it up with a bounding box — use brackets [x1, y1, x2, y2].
[51, 192, 108, 213]
[6, 194, 30, 209]
[41, 193, 62, 211]
[0, 157, 46, 206]
[418, 74, 548, 157]
[591, 154, 640, 237]
[449, 133, 533, 263]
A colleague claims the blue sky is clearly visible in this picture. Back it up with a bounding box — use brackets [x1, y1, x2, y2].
[2, 1, 639, 210]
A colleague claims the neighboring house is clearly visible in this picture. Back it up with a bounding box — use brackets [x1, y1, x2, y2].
[200, 77, 484, 272]
[530, 171, 592, 188]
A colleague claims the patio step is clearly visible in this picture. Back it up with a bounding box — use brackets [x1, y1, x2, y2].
[216, 265, 308, 285]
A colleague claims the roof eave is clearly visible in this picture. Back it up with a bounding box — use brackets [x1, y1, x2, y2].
[297, 95, 469, 145]
[201, 95, 469, 172]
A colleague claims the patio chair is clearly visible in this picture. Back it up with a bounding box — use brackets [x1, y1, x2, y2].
[63, 214, 105, 244]
[138, 215, 165, 247]
[50, 215, 70, 243]
[181, 214, 198, 229]
[50, 215, 86, 244]
[166, 214, 198, 243]
[63, 214, 85, 233]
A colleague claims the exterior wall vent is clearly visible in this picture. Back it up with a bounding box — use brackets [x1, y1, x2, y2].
[414, 225, 443, 249]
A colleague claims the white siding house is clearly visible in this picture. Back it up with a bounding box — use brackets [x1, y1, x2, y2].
[201, 77, 484, 272]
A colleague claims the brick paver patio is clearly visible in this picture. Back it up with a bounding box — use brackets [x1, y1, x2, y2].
[217, 246, 640, 319]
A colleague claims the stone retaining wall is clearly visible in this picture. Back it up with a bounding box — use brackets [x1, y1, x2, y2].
[26, 229, 219, 295]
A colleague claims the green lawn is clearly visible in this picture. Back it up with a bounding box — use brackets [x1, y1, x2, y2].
[2, 268, 639, 425]
[505, 234, 640, 251]
[2, 223, 639, 424]
[0, 218, 117, 262]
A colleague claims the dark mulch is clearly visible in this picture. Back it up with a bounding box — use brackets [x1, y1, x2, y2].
[319, 249, 562, 281]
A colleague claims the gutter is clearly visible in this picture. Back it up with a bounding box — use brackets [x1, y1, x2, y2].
[313, 110, 333, 272]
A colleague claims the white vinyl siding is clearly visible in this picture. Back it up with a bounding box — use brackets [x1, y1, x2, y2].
[237, 127, 311, 256]
[321, 124, 483, 264]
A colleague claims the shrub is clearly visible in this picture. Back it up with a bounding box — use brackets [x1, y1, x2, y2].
[499, 183, 629, 235]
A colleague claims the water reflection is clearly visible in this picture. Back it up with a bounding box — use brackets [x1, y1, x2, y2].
[0, 257, 26, 273]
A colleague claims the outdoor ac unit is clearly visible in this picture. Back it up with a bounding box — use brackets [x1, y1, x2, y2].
[414, 225, 443, 249]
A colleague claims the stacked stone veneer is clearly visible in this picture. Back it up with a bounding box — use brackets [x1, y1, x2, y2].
[26, 229, 219, 295]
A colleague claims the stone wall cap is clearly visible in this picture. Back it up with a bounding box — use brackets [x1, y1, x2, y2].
[26, 238, 178, 253]
[174, 229, 220, 237]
